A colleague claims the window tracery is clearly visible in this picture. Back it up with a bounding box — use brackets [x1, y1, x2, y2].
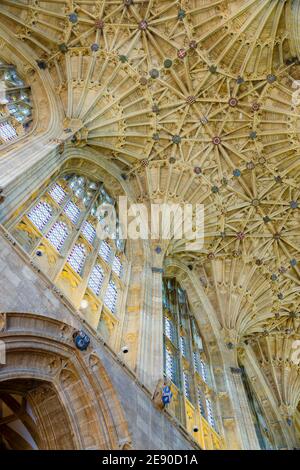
[10, 172, 127, 343]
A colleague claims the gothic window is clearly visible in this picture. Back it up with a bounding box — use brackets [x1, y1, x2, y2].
[81, 221, 96, 244]
[64, 201, 80, 224]
[240, 365, 274, 449]
[163, 277, 220, 441]
[11, 172, 127, 342]
[67, 243, 86, 275]
[104, 279, 118, 314]
[28, 201, 52, 231]
[88, 264, 104, 296]
[46, 221, 68, 252]
[99, 240, 112, 263]
[0, 61, 32, 145]
[49, 183, 66, 205]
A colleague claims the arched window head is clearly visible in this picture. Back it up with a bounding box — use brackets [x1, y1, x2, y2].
[28, 201, 52, 231]
[162, 277, 222, 447]
[0, 60, 32, 145]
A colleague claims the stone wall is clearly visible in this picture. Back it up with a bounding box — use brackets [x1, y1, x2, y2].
[0, 230, 195, 450]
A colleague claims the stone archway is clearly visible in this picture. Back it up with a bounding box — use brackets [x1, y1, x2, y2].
[0, 312, 131, 450]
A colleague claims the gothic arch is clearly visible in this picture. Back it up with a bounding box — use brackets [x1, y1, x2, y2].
[163, 257, 244, 449]
[0, 312, 131, 450]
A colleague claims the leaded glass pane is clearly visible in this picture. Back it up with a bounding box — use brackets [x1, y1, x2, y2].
[46, 221, 68, 252]
[164, 317, 175, 343]
[64, 201, 80, 224]
[81, 221, 96, 244]
[88, 264, 104, 295]
[0, 121, 17, 142]
[183, 372, 192, 401]
[200, 359, 208, 383]
[165, 349, 176, 383]
[198, 388, 206, 418]
[112, 256, 123, 277]
[99, 240, 112, 263]
[193, 351, 200, 373]
[28, 201, 52, 231]
[180, 336, 187, 357]
[206, 398, 215, 428]
[104, 280, 118, 313]
[67, 244, 86, 274]
[49, 183, 66, 205]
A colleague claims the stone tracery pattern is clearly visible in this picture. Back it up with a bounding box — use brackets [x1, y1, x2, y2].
[1, 0, 300, 447]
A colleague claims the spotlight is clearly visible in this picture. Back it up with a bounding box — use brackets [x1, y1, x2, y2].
[80, 299, 89, 310]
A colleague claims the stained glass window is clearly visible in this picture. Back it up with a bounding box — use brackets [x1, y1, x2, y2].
[104, 280, 118, 313]
[28, 201, 52, 231]
[112, 255, 123, 277]
[88, 264, 104, 296]
[81, 221, 96, 244]
[49, 183, 66, 205]
[64, 201, 80, 224]
[99, 240, 112, 263]
[46, 221, 68, 252]
[67, 244, 86, 274]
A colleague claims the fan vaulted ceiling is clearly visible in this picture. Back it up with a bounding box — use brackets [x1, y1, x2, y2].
[0, 1, 300, 403]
